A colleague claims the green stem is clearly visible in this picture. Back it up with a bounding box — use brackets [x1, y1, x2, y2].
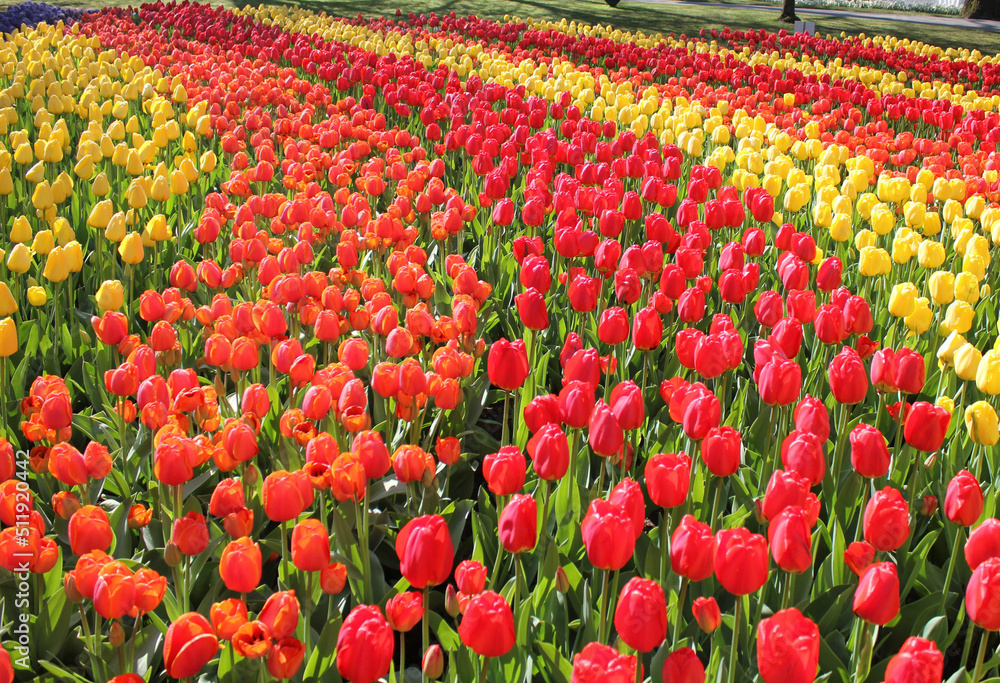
[672, 579, 688, 649]
[973, 630, 990, 683]
[422, 586, 431, 683]
[727, 597, 742, 683]
[598, 569, 611, 644]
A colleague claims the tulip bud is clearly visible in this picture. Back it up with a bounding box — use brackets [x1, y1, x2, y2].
[164, 541, 183, 567]
[423, 645, 445, 680]
[109, 620, 125, 647]
[920, 495, 938, 517]
[555, 566, 570, 594]
[64, 572, 83, 603]
[421, 466, 436, 489]
[692, 596, 722, 633]
[244, 464, 259, 486]
[445, 584, 461, 618]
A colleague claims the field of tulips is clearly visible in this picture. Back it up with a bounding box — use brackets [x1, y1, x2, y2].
[6, 1, 1000, 682]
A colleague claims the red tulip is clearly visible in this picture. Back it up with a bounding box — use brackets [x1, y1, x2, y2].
[336, 605, 394, 683]
[863, 487, 910, 552]
[966, 519, 1000, 571]
[945, 470, 984, 527]
[487, 339, 529, 391]
[386, 591, 424, 632]
[780, 430, 826, 486]
[571, 641, 637, 683]
[526, 424, 569, 481]
[458, 590, 515, 657]
[662, 647, 706, 683]
[701, 426, 741, 477]
[692, 597, 721, 633]
[757, 608, 820, 683]
[828, 347, 868, 404]
[768, 506, 814, 574]
[849, 424, 891, 478]
[483, 446, 526, 495]
[395, 515, 454, 588]
[589, 400, 624, 457]
[853, 562, 900, 625]
[671, 515, 716, 582]
[903, 402, 951, 453]
[715, 527, 769, 595]
[498, 494, 537, 553]
[581, 499, 635, 570]
[884, 637, 943, 683]
[792, 396, 829, 442]
[844, 541, 876, 577]
[163, 612, 219, 680]
[645, 453, 691, 508]
[614, 577, 667, 652]
[894, 348, 926, 395]
[968, 557, 1000, 631]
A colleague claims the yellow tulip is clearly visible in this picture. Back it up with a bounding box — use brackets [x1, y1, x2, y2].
[955, 272, 981, 304]
[26, 286, 46, 307]
[0, 283, 17, 317]
[31, 230, 55, 256]
[905, 297, 932, 335]
[88, 200, 114, 229]
[92, 173, 110, 197]
[146, 214, 171, 242]
[6, 245, 32, 275]
[888, 282, 918, 318]
[199, 150, 217, 173]
[946, 300, 975, 334]
[150, 174, 170, 202]
[126, 182, 148, 210]
[95, 280, 124, 312]
[938, 331, 967, 367]
[859, 246, 891, 276]
[118, 232, 144, 265]
[64, 242, 83, 273]
[955, 343, 983, 381]
[936, 395, 956, 414]
[169, 169, 189, 195]
[30, 182, 53, 210]
[928, 271, 955, 306]
[0, 318, 17, 358]
[42, 247, 69, 283]
[10, 216, 32, 244]
[965, 400, 1000, 445]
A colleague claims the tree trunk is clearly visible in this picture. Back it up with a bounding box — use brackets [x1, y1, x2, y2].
[964, 0, 1000, 19]
[778, 0, 798, 22]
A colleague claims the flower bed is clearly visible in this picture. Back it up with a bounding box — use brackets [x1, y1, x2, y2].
[0, 2, 999, 682]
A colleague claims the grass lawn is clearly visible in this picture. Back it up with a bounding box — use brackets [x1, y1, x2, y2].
[38, 0, 1000, 54]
